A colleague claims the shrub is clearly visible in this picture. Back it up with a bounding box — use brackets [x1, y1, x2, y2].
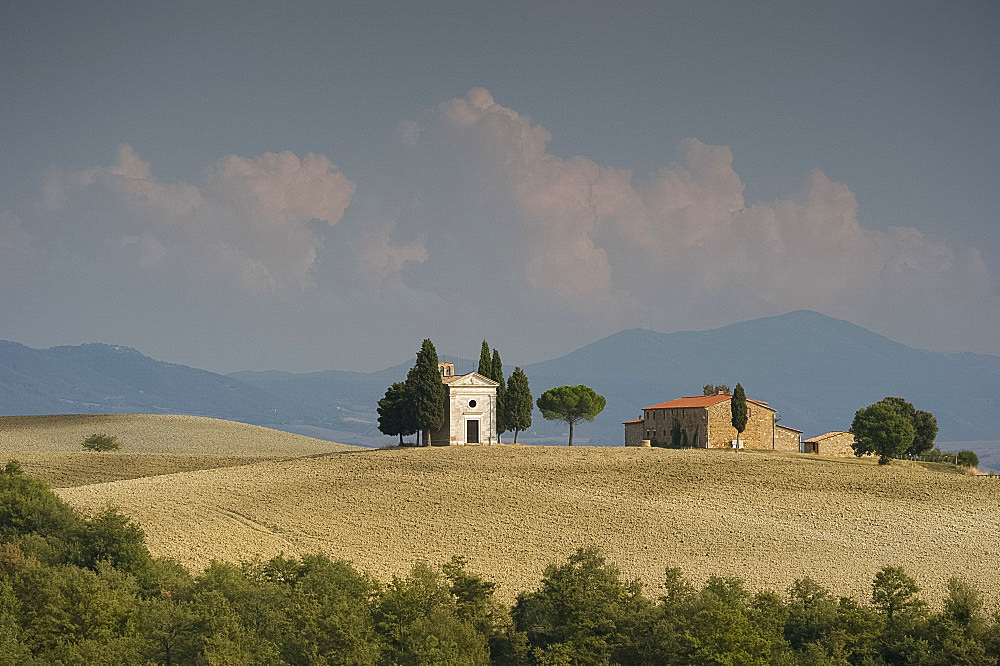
[956, 450, 979, 468]
[82, 433, 119, 452]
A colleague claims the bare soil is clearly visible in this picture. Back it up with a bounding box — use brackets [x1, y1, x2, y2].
[53, 444, 1000, 609]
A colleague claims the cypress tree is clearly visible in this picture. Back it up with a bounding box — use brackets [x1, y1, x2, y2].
[405, 339, 446, 446]
[506, 367, 533, 444]
[731, 383, 748, 447]
[478, 340, 492, 377]
[491, 348, 506, 438]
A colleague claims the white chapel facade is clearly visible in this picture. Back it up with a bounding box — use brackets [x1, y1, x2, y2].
[430, 362, 500, 445]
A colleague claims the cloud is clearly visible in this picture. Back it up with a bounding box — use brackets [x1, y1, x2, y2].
[14, 88, 997, 370]
[45, 145, 356, 294]
[397, 88, 993, 333]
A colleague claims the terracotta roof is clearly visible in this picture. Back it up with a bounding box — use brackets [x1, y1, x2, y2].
[776, 424, 804, 433]
[644, 394, 731, 410]
[804, 431, 851, 443]
[623, 418, 642, 424]
[643, 395, 774, 411]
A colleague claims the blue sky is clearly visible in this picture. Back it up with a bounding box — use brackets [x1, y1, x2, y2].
[1, 1, 998, 372]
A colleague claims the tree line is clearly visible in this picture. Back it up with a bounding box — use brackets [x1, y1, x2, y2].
[4, 461, 1000, 664]
[377, 339, 534, 445]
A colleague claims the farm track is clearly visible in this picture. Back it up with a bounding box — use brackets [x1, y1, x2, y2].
[53, 444, 1000, 609]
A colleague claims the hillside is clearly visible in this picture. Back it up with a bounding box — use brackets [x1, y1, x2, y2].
[56, 445, 1000, 608]
[0, 414, 358, 486]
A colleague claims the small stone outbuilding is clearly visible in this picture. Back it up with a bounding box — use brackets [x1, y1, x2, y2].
[429, 362, 499, 445]
[803, 431, 856, 457]
[775, 424, 803, 452]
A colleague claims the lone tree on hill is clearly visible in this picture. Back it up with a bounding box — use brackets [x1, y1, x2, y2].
[377, 381, 417, 445]
[505, 367, 533, 443]
[703, 384, 730, 396]
[82, 433, 119, 452]
[730, 383, 748, 446]
[879, 396, 938, 456]
[405, 338, 446, 446]
[851, 398, 917, 464]
[536, 385, 606, 446]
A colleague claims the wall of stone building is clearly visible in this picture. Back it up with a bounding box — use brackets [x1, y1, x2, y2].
[705, 400, 776, 449]
[430, 384, 497, 445]
[774, 426, 801, 452]
[624, 421, 645, 446]
[817, 432, 855, 457]
[643, 407, 709, 447]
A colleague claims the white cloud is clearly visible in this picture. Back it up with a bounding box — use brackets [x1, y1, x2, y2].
[396, 88, 993, 335]
[46, 146, 356, 294]
[16, 88, 997, 369]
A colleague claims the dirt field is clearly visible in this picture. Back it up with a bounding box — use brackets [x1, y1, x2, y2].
[54, 444, 1000, 609]
[0, 414, 359, 485]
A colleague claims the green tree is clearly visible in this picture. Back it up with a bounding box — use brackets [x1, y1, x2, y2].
[405, 339, 446, 446]
[911, 409, 938, 456]
[703, 384, 730, 396]
[376, 562, 489, 665]
[378, 381, 417, 445]
[871, 566, 925, 623]
[505, 368, 533, 444]
[957, 450, 979, 468]
[82, 433, 119, 452]
[511, 547, 639, 664]
[881, 397, 938, 456]
[491, 348, 507, 439]
[731, 383, 748, 447]
[478, 340, 492, 377]
[536, 385, 606, 446]
[851, 399, 917, 464]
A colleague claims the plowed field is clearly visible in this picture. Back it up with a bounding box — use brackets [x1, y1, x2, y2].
[53, 444, 1000, 608]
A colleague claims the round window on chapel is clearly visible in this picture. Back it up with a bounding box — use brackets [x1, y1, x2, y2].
[468, 399, 477, 408]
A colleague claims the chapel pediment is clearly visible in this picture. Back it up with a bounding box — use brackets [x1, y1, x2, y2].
[442, 372, 500, 387]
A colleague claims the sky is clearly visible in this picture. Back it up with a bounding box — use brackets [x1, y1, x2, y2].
[1, 1, 998, 373]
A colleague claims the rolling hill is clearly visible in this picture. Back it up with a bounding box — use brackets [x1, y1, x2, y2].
[0, 414, 358, 487]
[53, 444, 1000, 609]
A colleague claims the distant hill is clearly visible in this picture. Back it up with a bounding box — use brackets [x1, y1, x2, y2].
[0, 341, 294, 422]
[1, 311, 998, 452]
[521, 310, 1000, 444]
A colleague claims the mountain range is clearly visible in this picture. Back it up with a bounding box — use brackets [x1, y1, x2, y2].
[2, 311, 998, 453]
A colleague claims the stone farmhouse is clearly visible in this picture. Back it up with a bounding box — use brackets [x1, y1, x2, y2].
[429, 362, 500, 445]
[623, 393, 803, 452]
[803, 431, 856, 457]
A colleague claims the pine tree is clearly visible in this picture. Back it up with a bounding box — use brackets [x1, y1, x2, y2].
[537, 385, 606, 446]
[478, 340, 492, 377]
[505, 367, 533, 444]
[731, 383, 748, 447]
[405, 339, 446, 446]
